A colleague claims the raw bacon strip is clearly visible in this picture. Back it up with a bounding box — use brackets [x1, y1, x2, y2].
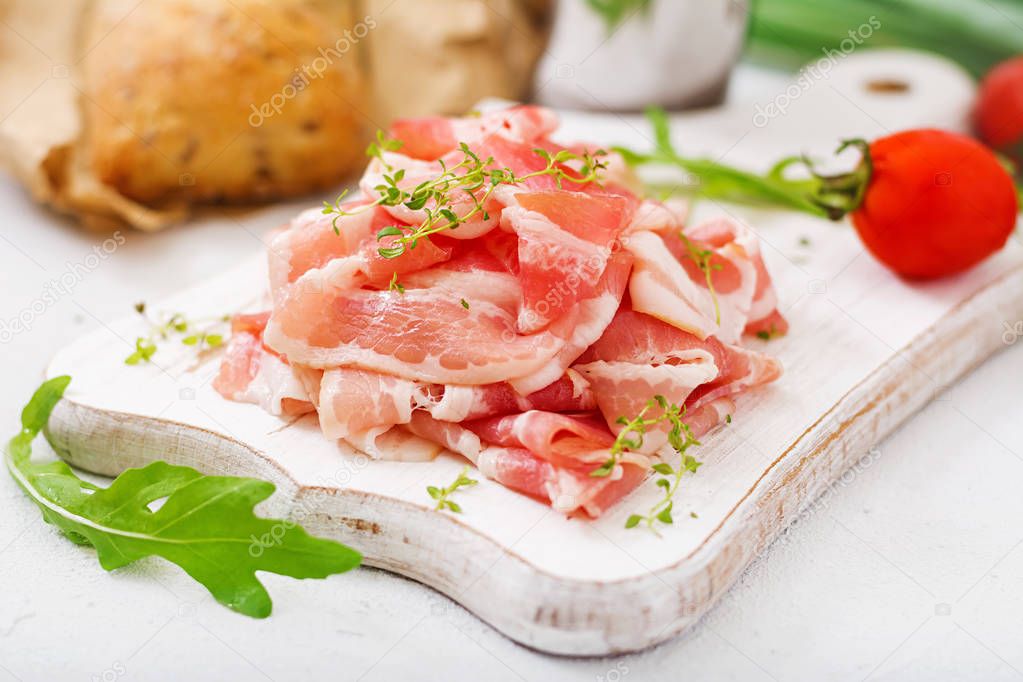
[573, 360, 719, 455]
[405, 412, 482, 461]
[465, 411, 620, 470]
[268, 205, 377, 302]
[425, 370, 595, 422]
[361, 152, 502, 240]
[269, 201, 452, 301]
[264, 263, 568, 385]
[318, 368, 417, 441]
[626, 230, 720, 340]
[504, 190, 634, 333]
[576, 308, 781, 450]
[579, 308, 782, 408]
[475, 447, 649, 517]
[212, 313, 312, 417]
[745, 250, 789, 338]
[389, 106, 560, 161]
[510, 251, 633, 395]
[317, 366, 596, 446]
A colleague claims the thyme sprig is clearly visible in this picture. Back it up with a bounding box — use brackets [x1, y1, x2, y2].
[323, 135, 608, 259]
[591, 395, 700, 479]
[625, 432, 702, 532]
[427, 466, 478, 513]
[125, 302, 229, 365]
[679, 233, 723, 325]
[387, 272, 405, 294]
[590, 395, 704, 531]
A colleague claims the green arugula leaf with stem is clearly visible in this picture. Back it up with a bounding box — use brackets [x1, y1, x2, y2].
[615, 107, 872, 220]
[427, 466, 478, 513]
[6, 377, 361, 618]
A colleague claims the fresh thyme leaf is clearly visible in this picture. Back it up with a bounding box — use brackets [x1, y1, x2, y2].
[678, 233, 723, 325]
[613, 396, 704, 533]
[428, 466, 478, 513]
[460, 298, 470, 310]
[126, 304, 230, 365]
[323, 138, 608, 258]
[6, 378, 361, 618]
[388, 272, 405, 294]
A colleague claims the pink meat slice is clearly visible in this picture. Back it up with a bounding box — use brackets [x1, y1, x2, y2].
[388, 105, 560, 161]
[509, 251, 633, 395]
[315, 365, 596, 442]
[264, 262, 569, 385]
[575, 307, 781, 450]
[472, 395, 736, 517]
[213, 312, 313, 417]
[506, 190, 635, 333]
[211, 106, 789, 519]
[464, 410, 616, 470]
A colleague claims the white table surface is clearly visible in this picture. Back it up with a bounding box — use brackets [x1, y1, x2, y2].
[1, 67, 1022, 682]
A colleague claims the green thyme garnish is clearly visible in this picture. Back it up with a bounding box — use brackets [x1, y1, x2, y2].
[427, 467, 478, 513]
[624, 399, 702, 531]
[125, 302, 228, 365]
[679, 233, 722, 325]
[460, 298, 470, 310]
[592, 395, 698, 478]
[323, 136, 608, 259]
[388, 272, 405, 294]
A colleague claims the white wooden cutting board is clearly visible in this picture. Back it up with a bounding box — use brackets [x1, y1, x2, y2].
[43, 52, 1023, 655]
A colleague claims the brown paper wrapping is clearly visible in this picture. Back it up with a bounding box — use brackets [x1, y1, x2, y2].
[0, 0, 550, 230]
[0, 0, 182, 229]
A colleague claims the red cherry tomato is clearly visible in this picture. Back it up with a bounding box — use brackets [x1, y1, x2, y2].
[850, 129, 1018, 279]
[975, 56, 1023, 165]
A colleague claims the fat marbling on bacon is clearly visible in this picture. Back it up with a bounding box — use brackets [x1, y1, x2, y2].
[213, 106, 787, 518]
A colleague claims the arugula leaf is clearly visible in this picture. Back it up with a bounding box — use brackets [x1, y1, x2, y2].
[5, 377, 361, 618]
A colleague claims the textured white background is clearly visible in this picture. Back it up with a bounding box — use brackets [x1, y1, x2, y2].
[1, 67, 1022, 681]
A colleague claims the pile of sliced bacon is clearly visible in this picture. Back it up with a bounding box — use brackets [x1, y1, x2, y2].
[214, 106, 787, 518]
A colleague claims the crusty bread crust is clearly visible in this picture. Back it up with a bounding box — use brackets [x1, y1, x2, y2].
[83, 0, 368, 204]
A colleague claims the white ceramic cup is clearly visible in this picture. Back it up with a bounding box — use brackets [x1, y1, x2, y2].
[535, 0, 749, 111]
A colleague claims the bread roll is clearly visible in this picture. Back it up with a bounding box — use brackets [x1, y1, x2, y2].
[82, 0, 368, 205]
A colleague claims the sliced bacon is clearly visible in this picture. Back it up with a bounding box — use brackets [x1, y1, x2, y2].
[575, 307, 781, 451]
[509, 250, 633, 395]
[465, 410, 617, 470]
[213, 312, 312, 417]
[264, 262, 568, 385]
[388, 106, 560, 161]
[213, 105, 787, 519]
[316, 366, 596, 445]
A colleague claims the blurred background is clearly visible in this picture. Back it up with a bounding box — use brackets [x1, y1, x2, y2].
[0, 0, 1020, 230]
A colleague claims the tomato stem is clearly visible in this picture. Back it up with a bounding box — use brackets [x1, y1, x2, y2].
[803, 139, 873, 220]
[618, 109, 874, 222]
